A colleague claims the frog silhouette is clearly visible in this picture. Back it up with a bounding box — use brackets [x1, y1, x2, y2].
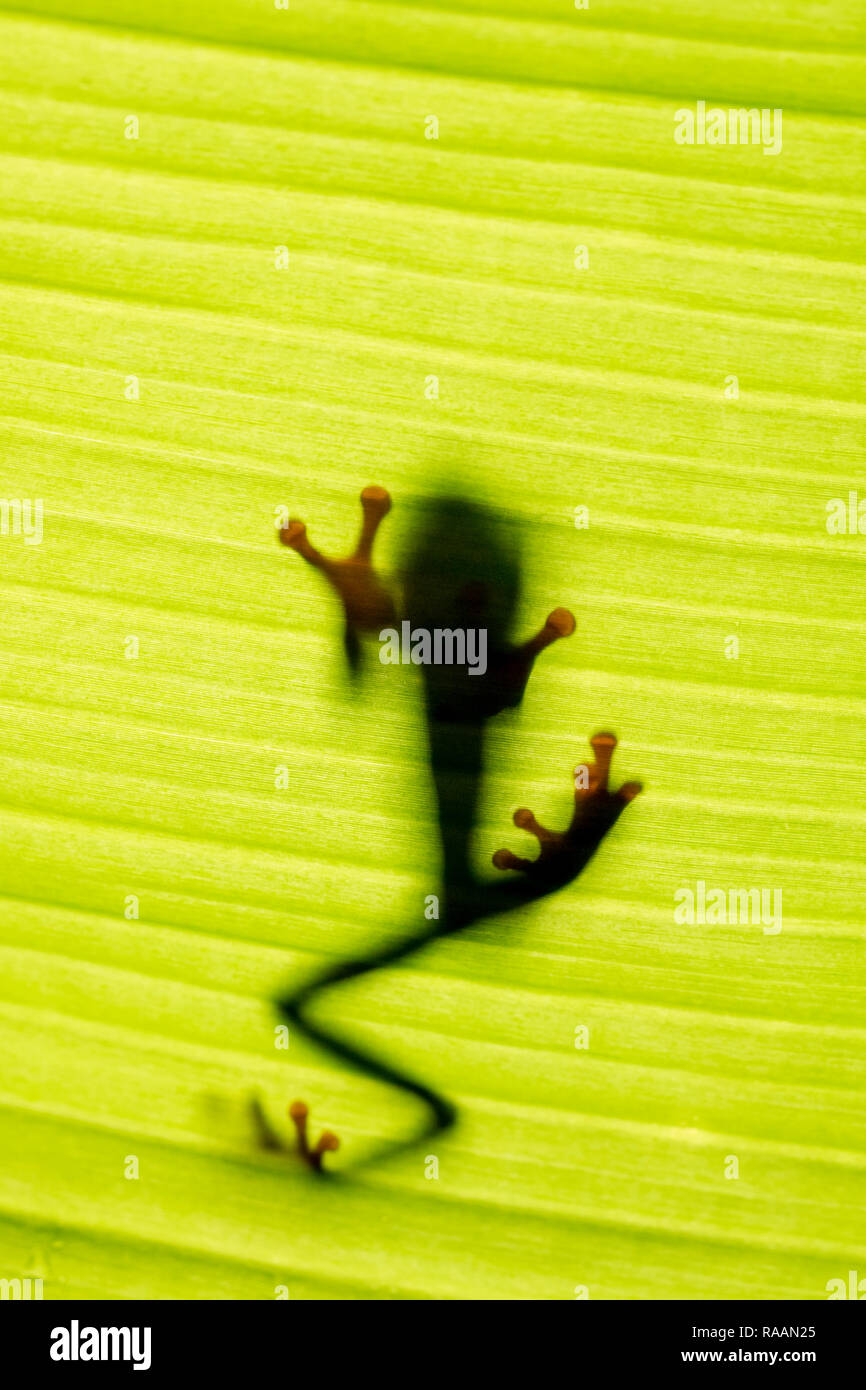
[272, 488, 642, 1172]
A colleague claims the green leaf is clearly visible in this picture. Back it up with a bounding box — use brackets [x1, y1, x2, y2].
[0, 0, 864, 1300]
